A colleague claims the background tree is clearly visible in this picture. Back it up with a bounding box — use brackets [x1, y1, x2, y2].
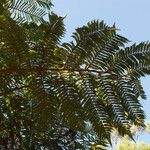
[0, 0, 150, 149]
[146, 122, 150, 134]
[90, 123, 150, 150]
[117, 140, 150, 150]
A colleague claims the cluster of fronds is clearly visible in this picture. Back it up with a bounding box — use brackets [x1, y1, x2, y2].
[0, 0, 150, 149]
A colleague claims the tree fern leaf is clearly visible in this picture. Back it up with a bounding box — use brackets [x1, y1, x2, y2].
[97, 76, 129, 127]
[80, 73, 112, 140]
[29, 79, 58, 128]
[134, 80, 146, 100]
[46, 74, 84, 131]
[117, 78, 145, 126]
[7, 0, 52, 23]
[112, 42, 150, 75]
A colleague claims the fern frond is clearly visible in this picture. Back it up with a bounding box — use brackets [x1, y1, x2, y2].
[134, 80, 146, 100]
[28, 76, 58, 128]
[112, 42, 150, 76]
[48, 74, 85, 130]
[5, 0, 52, 23]
[0, 14, 28, 68]
[62, 21, 129, 71]
[116, 78, 145, 126]
[97, 76, 129, 126]
[80, 73, 112, 139]
[128, 63, 150, 78]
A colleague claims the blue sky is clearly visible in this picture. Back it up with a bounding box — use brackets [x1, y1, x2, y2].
[52, 0, 150, 144]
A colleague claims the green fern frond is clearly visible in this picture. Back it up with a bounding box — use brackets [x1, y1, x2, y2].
[116, 78, 145, 126]
[112, 42, 150, 76]
[80, 73, 112, 139]
[4, 0, 52, 23]
[62, 21, 130, 78]
[134, 80, 146, 100]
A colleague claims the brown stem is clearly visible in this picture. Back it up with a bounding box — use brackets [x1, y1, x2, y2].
[0, 67, 104, 74]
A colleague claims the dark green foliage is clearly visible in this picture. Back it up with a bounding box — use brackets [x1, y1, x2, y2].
[0, 0, 150, 149]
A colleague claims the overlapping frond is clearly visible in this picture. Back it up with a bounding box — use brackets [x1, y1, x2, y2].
[2, 0, 52, 23]
[0, 14, 29, 69]
[23, 14, 65, 69]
